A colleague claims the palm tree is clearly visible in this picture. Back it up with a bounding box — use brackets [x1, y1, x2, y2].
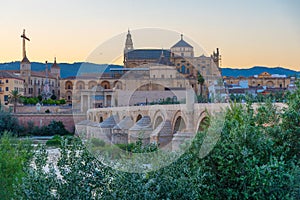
[8, 90, 21, 113]
[197, 73, 205, 97]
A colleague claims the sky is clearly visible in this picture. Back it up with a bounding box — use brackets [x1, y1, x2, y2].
[0, 0, 299, 70]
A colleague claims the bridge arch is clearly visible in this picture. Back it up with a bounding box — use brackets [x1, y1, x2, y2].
[136, 114, 143, 122]
[196, 111, 210, 133]
[172, 111, 187, 134]
[152, 110, 165, 129]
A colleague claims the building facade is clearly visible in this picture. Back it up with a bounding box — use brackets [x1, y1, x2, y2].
[0, 71, 24, 104]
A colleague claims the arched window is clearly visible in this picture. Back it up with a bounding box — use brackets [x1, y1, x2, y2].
[181, 65, 186, 74]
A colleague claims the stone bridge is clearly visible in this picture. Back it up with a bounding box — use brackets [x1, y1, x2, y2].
[76, 102, 229, 150]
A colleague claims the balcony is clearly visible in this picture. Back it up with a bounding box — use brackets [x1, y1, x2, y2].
[0, 81, 4, 85]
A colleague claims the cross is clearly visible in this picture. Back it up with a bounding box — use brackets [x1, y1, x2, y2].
[21, 29, 30, 58]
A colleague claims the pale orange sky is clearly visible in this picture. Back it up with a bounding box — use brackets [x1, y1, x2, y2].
[0, 0, 299, 70]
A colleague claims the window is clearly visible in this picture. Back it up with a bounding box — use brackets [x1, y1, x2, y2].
[68, 96, 71, 100]
[5, 87, 9, 91]
[4, 95, 8, 101]
[187, 68, 190, 74]
[170, 75, 172, 78]
[161, 74, 164, 78]
[6, 80, 8, 83]
[153, 75, 155, 78]
[177, 63, 180, 66]
[181, 65, 186, 74]
[181, 53, 184, 57]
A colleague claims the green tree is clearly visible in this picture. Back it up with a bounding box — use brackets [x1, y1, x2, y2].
[197, 73, 205, 97]
[8, 90, 21, 113]
[0, 132, 32, 199]
[0, 109, 20, 134]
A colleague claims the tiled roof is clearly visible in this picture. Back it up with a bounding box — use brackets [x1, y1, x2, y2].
[0, 71, 24, 80]
[126, 49, 171, 60]
[30, 71, 57, 79]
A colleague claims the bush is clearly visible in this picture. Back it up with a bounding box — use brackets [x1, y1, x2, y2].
[50, 95, 57, 100]
[59, 99, 66, 105]
[0, 110, 21, 135]
[46, 135, 61, 147]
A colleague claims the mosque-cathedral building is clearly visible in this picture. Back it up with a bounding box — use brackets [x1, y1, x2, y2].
[60, 30, 223, 111]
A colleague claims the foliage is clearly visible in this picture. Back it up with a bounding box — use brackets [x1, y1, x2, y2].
[21, 97, 67, 105]
[197, 72, 205, 96]
[46, 135, 62, 147]
[51, 94, 57, 100]
[25, 120, 73, 136]
[0, 109, 20, 135]
[230, 91, 290, 103]
[8, 90, 22, 113]
[0, 132, 32, 199]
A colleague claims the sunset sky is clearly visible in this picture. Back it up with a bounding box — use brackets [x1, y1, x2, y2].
[1, 0, 299, 70]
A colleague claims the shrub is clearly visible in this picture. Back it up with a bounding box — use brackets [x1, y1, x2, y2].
[59, 99, 66, 105]
[46, 135, 61, 147]
[0, 110, 21, 135]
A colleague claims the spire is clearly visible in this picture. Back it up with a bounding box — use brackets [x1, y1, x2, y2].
[51, 57, 60, 69]
[181, 34, 183, 40]
[45, 61, 48, 78]
[124, 29, 134, 52]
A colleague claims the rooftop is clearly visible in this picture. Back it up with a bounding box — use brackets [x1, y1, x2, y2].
[0, 71, 24, 80]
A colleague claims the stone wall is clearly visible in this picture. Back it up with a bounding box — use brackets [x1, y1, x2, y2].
[13, 113, 86, 133]
[13, 105, 72, 113]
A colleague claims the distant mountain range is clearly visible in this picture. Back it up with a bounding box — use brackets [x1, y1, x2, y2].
[0, 62, 123, 78]
[221, 66, 299, 77]
[0, 62, 299, 78]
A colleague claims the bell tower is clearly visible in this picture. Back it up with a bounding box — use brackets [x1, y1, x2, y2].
[20, 29, 31, 96]
[124, 29, 134, 53]
[123, 29, 134, 68]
